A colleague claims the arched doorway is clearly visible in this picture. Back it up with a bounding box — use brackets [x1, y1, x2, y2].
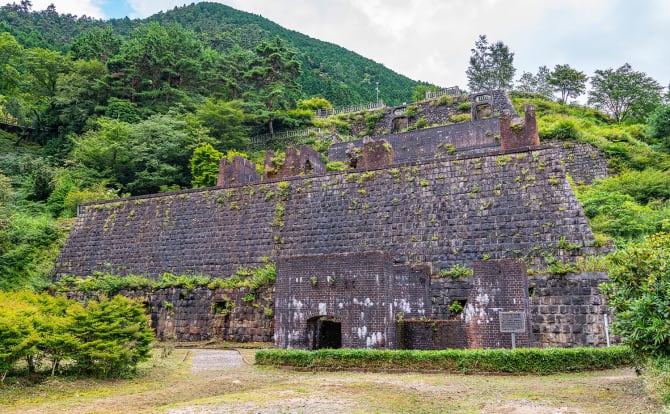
[308, 316, 342, 350]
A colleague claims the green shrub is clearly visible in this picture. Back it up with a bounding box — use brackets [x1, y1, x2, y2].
[450, 113, 471, 123]
[405, 105, 418, 118]
[602, 232, 670, 357]
[578, 190, 660, 240]
[326, 161, 347, 172]
[437, 95, 456, 106]
[542, 119, 581, 141]
[0, 291, 153, 381]
[256, 347, 633, 374]
[457, 102, 472, 113]
[595, 169, 670, 204]
[439, 264, 474, 279]
[414, 116, 428, 129]
[643, 356, 670, 405]
[69, 295, 154, 377]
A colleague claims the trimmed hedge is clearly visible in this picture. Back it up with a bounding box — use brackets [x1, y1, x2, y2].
[255, 347, 633, 374]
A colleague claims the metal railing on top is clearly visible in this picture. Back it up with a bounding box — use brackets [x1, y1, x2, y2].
[250, 127, 324, 146]
[425, 86, 462, 100]
[315, 100, 385, 118]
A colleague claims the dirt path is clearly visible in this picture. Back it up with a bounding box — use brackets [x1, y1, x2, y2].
[162, 349, 656, 414]
[0, 348, 661, 414]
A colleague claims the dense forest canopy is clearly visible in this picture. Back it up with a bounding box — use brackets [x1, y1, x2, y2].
[0, 1, 421, 107]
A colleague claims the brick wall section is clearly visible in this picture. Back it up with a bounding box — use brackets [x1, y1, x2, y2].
[274, 251, 430, 349]
[341, 90, 514, 138]
[464, 260, 532, 349]
[356, 139, 393, 169]
[397, 320, 467, 349]
[499, 105, 541, 150]
[54, 145, 607, 280]
[430, 277, 473, 319]
[264, 145, 326, 179]
[66, 286, 274, 342]
[529, 273, 615, 347]
[217, 156, 260, 187]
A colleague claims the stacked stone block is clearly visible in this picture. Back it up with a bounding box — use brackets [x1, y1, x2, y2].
[55, 145, 607, 280]
[67, 286, 274, 343]
[329, 118, 500, 165]
[529, 273, 613, 347]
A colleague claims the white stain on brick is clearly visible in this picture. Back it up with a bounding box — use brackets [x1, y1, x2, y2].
[357, 325, 367, 339]
[318, 302, 327, 315]
[366, 332, 384, 347]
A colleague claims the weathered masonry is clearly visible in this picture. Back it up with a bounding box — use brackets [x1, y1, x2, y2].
[274, 251, 430, 350]
[54, 144, 606, 279]
[54, 90, 614, 350]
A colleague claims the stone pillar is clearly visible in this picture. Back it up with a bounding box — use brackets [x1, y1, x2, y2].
[217, 156, 260, 187]
[464, 259, 532, 348]
[356, 139, 393, 170]
[499, 105, 540, 150]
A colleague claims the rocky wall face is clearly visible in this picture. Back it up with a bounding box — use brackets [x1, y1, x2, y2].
[529, 273, 615, 347]
[55, 146, 606, 282]
[397, 319, 467, 350]
[558, 142, 610, 185]
[65, 286, 274, 343]
[428, 272, 615, 348]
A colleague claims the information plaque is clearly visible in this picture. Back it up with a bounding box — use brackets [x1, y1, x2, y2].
[499, 312, 526, 333]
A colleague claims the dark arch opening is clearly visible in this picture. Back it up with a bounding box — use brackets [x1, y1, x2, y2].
[392, 116, 408, 133]
[308, 316, 342, 350]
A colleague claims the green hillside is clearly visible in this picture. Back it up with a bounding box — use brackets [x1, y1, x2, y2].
[0, 1, 421, 106]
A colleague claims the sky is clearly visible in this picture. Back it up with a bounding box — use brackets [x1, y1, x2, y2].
[29, 0, 670, 94]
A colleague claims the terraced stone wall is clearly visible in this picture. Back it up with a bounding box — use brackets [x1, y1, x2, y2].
[55, 145, 606, 282]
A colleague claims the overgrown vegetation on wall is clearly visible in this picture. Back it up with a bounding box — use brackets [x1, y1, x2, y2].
[53, 263, 277, 296]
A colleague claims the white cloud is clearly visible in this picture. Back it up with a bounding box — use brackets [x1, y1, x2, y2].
[38, 0, 670, 91]
[125, 0, 192, 18]
[31, 0, 105, 18]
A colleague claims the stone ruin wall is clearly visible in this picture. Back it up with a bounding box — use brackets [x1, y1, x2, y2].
[66, 286, 274, 343]
[329, 124, 609, 186]
[429, 271, 614, 348]
[60, 268, 613, 348]
[328, 118, 501, 165]
[559, 142, 610, 185]
[55, 144, 606, 281]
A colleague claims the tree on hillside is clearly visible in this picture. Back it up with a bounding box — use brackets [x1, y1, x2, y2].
[588, 63, 663, 123]
[647, 104, 670, 151]
[244, 37, 301, 137]
[466, 35, 516, 92]
[547, 64, 587, 103]
[70, 26, 122, 64]
[515, 66, 553, 99]
[190, 143, 223, 188]
[0, 32, 23, 96]
[196, 98, 249, 150]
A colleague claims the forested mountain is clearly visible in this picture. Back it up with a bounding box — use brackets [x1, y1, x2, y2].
[0, 1, 421, 106]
